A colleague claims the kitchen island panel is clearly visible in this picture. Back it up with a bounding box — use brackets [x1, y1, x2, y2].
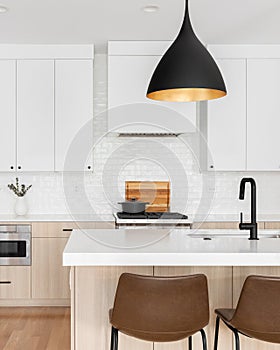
[74, 266, 153, 350]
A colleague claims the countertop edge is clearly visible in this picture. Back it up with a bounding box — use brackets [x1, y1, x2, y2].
[63, 252, 280, 267]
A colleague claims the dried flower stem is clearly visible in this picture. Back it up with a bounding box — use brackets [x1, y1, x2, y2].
[8, 177, 32, 197]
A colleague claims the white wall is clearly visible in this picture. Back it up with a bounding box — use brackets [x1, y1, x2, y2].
[0, 54, 280, 219]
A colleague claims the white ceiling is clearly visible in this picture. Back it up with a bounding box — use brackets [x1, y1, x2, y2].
[0, 0, 280, 53]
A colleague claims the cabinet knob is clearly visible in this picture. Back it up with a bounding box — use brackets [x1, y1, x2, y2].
[10, 166, 14, 170]
[210, 165, 214, 169]
[18, 166, 21, 170]
[87, 166, 91, 170]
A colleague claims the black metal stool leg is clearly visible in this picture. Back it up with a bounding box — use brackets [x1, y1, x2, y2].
[114, 327, 119, 350]
[233, 329, 240, 350]
[200, 329, 207, 350]
[214, 316, 220, 350]
[110, 327, 114, 350]
[110, 327, 119, 350]
[188, 336, 192, 350]
[114, 328, 119, 350]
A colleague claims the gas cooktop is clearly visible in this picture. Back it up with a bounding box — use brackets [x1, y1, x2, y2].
[116, 212, 188, 220]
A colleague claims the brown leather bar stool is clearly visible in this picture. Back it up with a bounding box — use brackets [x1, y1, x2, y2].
[109, 273, 209, 350]
[214, 275, 280, 350]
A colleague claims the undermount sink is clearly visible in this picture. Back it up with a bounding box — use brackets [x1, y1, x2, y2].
[188, 233, 280, 240]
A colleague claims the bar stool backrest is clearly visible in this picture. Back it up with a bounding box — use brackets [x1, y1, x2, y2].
[111, 273, 209, 341]
[232, 275, 280, 343]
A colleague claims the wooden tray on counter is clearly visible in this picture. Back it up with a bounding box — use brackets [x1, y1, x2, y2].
[125, 181, 170, 212]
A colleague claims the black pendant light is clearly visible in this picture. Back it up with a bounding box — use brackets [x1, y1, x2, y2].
[146, 0, 227, 102]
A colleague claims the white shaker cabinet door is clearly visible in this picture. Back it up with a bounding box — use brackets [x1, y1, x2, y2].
[108, 55, 196, 133]
[55, 60, 93, 171]
[207, 59, 247, 171]
[247, 59, 280, 171]
[17, 60, 55, 171]
[0, 60, 16, 172]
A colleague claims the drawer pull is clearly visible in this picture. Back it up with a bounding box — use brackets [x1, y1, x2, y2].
[0, 281, 11, 284]
[62, 228, 73, 232]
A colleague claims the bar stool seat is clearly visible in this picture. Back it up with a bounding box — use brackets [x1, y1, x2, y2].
[214, 275, 280, 350]
[109, 273, 209, 349]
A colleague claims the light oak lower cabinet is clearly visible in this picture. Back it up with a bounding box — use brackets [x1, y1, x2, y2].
[265, 222, 280, 229]
[233, 266, 280, 350]
[192, 222, 239, 229]
[192, 222, 265, 229]
[0, 266, 30, 299]
[31, 222, 114, 301]
[0, 221, 115, 306]
[32, 221, 115, 238]
[32, 238, 70, 299]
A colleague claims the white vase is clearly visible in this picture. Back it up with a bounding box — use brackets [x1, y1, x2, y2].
[14, 196, 28, 216]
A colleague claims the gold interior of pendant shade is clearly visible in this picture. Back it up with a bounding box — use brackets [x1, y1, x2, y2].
[147, 88, 227, 102]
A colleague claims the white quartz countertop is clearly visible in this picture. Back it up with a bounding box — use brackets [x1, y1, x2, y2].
[63, 228, 280, 267]
[194, 214, 280, 222]
[0, 214, 115, 222]
[1, 213, 280, 223]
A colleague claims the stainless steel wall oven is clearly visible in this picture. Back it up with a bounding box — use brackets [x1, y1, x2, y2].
[0, 225, 31, 265]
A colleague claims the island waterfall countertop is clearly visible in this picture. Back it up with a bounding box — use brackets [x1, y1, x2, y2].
[63, 228, 280, 267]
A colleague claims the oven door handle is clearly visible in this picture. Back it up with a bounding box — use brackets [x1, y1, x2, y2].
[25, 239, 31, 259]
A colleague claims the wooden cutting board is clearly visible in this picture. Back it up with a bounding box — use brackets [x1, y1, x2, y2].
[125, 181, 170, 212]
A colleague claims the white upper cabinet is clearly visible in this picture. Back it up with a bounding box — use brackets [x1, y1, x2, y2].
[55, 60, 93, 171]
[17, 60, 55, 171]
[0, 45, 94, 173]
[247, 59, 280, 171]
[207, 58, 247, 171]
[205, 45, 280, 172]
[108, 41, 197, 134]
[0, 61, 16, 172]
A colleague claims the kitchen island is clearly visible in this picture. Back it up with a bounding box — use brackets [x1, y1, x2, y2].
[64, 228, 280, 350]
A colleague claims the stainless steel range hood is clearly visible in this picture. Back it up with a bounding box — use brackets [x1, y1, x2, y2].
[117, 132, 181, 138]
[108, 103, 197, 136]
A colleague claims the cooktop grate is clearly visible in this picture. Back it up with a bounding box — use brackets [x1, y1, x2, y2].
[116, 212, 188, 220]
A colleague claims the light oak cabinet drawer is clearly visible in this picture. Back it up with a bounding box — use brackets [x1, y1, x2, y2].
[32, 221, 115, 238]
[0, 266, 31, 299]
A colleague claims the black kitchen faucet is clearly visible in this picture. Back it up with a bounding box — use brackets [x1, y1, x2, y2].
[239, 178, 258, 240]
